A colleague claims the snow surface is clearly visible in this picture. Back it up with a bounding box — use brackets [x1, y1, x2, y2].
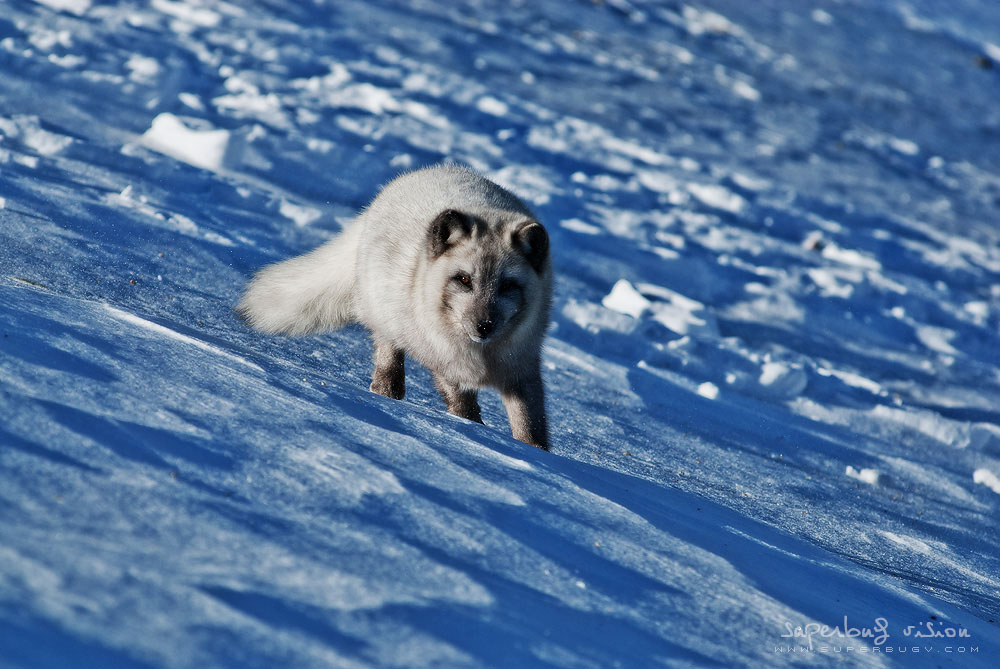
[2, 0, 1000, 666]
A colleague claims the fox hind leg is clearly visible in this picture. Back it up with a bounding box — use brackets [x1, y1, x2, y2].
[370, 341, 405, 400]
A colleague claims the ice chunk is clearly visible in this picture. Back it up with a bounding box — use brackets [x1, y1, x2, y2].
[973, 469, 1000, 495]
[697, 382, 720, 400]
[758, 362, 808, 399]
[637, 282, 719, 338]
[686, 183, 746, 214]
[601, 279, 650, 319]
[140, 113, 230, 172]
[476, 96, 508, 116]
[915, 325, 958, 355]
[846, 466, 880, 485]
[888, 137, 919, 156]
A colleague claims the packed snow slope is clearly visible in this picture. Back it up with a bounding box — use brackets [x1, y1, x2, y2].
[2, 0, 1000, 666]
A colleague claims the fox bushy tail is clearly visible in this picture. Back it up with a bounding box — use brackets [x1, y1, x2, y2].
[237, 221, 363, 335]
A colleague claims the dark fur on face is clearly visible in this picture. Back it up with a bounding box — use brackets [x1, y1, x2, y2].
[428, 209, 547, 345]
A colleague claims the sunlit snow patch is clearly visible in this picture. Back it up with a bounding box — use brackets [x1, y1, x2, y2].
[328, 83, 401, 114]
[476, 96, 508, 116]
[812, 9, 833, 25]
[279, 199, 322, 227]
[106, 185, 234, 246]
[816, 366, 883, 396]
[562, 299, 637, 334]
[757, 361, 808, 399]
[686, 183, 746, 214]
[845, 466, 880, 485]
[870, 405, 992, 449]
[600, 280, 719, 338]
[821, 244, 881, 271]
[152, 0, 221, 29]
[0, 115, 74, 156]
[806, 268, 857, 299]
[560, 218, 602, 235]
[637, 282, 718, 338]
[915, 325, 959, 356]
[973, 469, 1000, 495]
[730, 172, 771, 192]
[680, 6, 741, 36]
[140, 113, 230, 172]
[32, 0, 90, 15]
[126, 54, 160, 81]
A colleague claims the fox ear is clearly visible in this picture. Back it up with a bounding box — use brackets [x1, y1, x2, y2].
[428, 209, 472, 258]
[513, 220, 549, 273]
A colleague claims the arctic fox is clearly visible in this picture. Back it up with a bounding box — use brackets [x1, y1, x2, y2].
[237, 166, 553, 449]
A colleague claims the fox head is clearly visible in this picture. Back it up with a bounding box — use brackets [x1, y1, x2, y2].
[425, 209, 550, 346]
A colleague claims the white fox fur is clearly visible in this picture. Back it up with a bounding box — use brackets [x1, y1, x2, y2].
[237, 220, 364, 335]
[238, 165, 553, 449]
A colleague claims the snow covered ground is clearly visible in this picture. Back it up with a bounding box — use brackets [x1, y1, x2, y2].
[2, 0, 1000, 666]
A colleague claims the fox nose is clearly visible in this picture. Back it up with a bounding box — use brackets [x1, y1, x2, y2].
[475, 319, 494, 339]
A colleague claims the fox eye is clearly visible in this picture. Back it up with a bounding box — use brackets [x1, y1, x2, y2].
[499, 278, 520, 294]
[453, 273, 472, 288]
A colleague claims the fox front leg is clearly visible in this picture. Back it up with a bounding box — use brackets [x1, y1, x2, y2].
[433, 375, 483, 424]
[370, 341, 405, 400]
[501, 373, 549, 450]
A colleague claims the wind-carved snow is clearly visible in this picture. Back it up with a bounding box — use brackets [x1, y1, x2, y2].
[3, 0, 1000, 665]
[151, 0, 221, 29]
[32, 0, 91, 15]
[601, 279, 718, 338]
[559, 218, 602, 235]
[0, 115, 74, 155]
[562, 298, 637, 334]
[686, 182, 748, 214]
[279, 199, 322, 227]
[758, 362, 808, 399]
[105, 305, 262, 372]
